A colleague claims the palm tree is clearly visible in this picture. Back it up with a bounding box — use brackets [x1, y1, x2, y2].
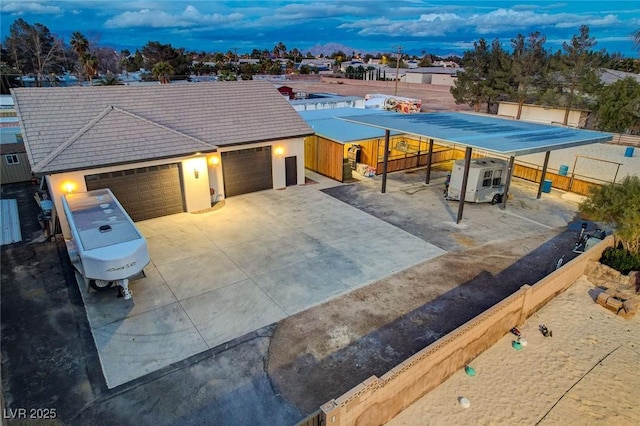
[635, 29, 640, 52]
[70, 32, 88, 83]
[95, 73, 121, 85]
[152, 61, 174, 84]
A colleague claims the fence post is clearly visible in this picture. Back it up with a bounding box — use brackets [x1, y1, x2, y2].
[321, 400, 342, 425]
[518, 284, 533, 325]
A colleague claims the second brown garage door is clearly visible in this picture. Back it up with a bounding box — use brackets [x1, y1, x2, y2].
[85, 163, 185, 221]
[222, 147, 273, 197]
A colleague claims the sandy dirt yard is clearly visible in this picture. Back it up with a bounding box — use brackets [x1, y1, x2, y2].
[283, 76, 471, 112]
[387, 276, 640, 426]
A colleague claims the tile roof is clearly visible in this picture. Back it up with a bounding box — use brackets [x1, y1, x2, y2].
[12, 81, 313, 173]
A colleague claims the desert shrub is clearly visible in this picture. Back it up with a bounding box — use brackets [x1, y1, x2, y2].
[600, 247, 640, 275]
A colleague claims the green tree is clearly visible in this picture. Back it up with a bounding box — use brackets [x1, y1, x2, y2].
[558, 25, 602, 125]
[142, 41, 190, 80]
[152, 61, 174, 84]
[580, 176, 640, 254]
[273, 41, 287, 58]
[95, 73, 122, 85]
[511, 32, 548, 119]
[483, 38, 513, 113]
[345, 65, 355, 79]
[451, 38, 490, 112]
[299, 64, 311, 74]
[595, 77, 640, 134]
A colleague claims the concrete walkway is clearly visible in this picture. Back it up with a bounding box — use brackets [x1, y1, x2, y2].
[78, 172, 445, 388]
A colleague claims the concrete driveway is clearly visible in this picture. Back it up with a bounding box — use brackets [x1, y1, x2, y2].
[77, 172, 445, 388]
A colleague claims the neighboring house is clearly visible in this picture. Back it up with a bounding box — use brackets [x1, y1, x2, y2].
[433, 60, 460, 68]
[339, 60, 367, 72]
[1, 142, 31, 184]
[300, 59, 333, 69]
[290, 95, 365, 111]
[406, 60, 419, 69]
[405, 67, 461, 86]
[0, 95, 30, 184]
[275, 85, 295, 99]
[12, 81, 313, 238]
[497, 101, 590, 128]
[599, 68, 640, 85]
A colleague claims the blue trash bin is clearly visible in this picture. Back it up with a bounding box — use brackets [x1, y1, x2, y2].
[559, 164, 569, 176]
[625, 147, 634, 157]
[542, 179, 552, 193]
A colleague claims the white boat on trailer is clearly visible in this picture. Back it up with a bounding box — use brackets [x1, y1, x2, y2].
[62, 188, 150, 300]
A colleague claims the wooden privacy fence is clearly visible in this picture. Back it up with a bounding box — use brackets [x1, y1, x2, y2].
[609, 133, 640, 148]
[375, 144, 609, 196]
[296, 410, 323, 426]
[314, 236, 613, 426]
[512, 163, 603, 196]
[375, 148, 461, 174]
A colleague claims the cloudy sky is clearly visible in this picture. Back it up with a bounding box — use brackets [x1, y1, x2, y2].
[1, 1, 639, 57]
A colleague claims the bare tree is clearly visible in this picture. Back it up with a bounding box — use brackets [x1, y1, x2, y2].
[4, 18, 63, 86]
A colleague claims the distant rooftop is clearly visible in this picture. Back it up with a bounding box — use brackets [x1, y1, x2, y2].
[299, 108, 401, 144]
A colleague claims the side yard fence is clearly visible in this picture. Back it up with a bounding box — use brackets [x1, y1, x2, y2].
[375, 144, 617, 196]
[298, 237, 613, 426]
[609, 133, 640, 148]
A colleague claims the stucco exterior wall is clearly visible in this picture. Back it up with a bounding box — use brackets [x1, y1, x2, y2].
[47, 155, 210, 238]
[431, 74, 456, 87]
[498, 102, 588, 128]
[49, 138, 306, 238]
[405, 73, 429, 84]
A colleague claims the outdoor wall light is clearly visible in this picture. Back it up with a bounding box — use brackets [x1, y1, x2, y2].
[193, 168, 200, 179]
[274, 146, 284, 156]
[210, 156, 220, 166]
[63, 181, 76, 193]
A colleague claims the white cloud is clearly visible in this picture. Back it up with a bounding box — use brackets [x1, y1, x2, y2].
[554, 14, 620, 29]
[1, 1, 60, 14]
[338, 7, 629, 39]
[104, 5, 243, 29]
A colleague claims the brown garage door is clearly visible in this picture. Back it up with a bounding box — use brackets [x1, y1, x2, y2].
[222, 147, 273, 197]
[85, 163, 185, 221]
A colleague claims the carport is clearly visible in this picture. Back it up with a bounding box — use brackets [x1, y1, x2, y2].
[300, 108, 402, 181]
[340, 112, 612, 223]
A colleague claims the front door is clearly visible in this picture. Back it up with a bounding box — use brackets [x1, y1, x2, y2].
[285, 156, 297, 186]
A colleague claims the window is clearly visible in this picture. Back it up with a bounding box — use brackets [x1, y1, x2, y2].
[482, 170, 492, 187]
[492, 169, 503, 186]
[4, 154, 19, 165]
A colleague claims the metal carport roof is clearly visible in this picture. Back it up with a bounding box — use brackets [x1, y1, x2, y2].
[299, 108, 401, 144]
[338, 111, 614, 223]
[339, 111, 612, 156]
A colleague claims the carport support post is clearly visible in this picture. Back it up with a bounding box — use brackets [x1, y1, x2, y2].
[381, 129, 390, 193]
[456, 147, 473, 224]
[501, 155, 515, 209]
[536, 151, 551, 199]
[425, 138, 434, 184]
